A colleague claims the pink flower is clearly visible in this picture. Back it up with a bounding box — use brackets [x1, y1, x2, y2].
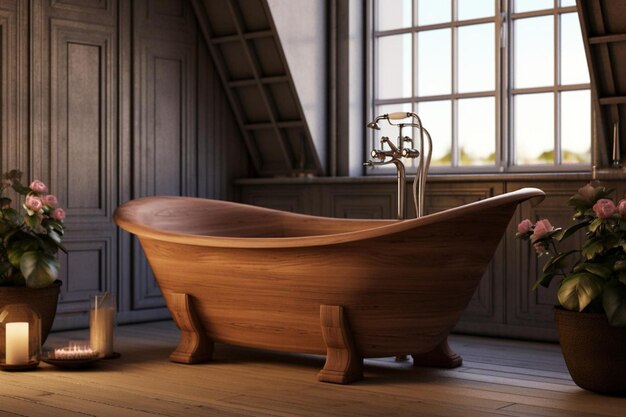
[42, 194, 58, 208]
[618, 199, 626, 217]
[51, 208, 65, 221]
[531, 219, 553, 240]
[29, 179, 47, 194]
[25, 195, 43, 212]
[517, 219, 533, 234]
[534, 242, 546, 254]
[593, 199, 617, 219]
[577, 183, 596, 203]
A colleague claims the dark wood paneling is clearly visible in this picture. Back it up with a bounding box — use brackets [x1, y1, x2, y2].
[239, 185, 320, 214]
[43, 7, 119, 329]
[132, 0, 197, 311]
[323, 185, 394, 219]
[5, 0, 250, 328]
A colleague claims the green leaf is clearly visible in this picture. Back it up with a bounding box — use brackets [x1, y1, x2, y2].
[19, 251, 58, 288]
[533, 272, 557, 290]
[619, 271, 626, 285]
[11, 180, 31, 195]
[582, 237, 604, 260]
[542, 249, 578, 273]
[589, 217, 603, 233]
[614, 260, 626, 272]
[0, 197, 11, 207]
[7, 239, 38, 268]
[558, 272, 604, 312]
[0, 262, 11, 278]
[553, 221, 589, 242]
[579, 263, 612, 279]
[602, 281, 626, 326]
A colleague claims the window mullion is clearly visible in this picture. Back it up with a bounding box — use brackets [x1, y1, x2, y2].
[451, 0, 458, 167]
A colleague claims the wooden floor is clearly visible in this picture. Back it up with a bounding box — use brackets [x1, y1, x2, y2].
[1, 321, 624, 417]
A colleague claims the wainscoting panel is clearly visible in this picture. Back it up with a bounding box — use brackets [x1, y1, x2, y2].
[41, 3, 119, 329]
[131, 0, 197, 312]
[505, 182, 584, 339]
[0, 0, 250, 329]
[0, 1, 28, 178]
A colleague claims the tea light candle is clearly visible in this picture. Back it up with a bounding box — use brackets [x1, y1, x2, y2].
[54, 345, 97, 360]
[6, 322, 29, 365]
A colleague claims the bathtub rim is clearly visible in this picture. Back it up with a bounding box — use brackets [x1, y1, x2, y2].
[113, 187, 544, 249]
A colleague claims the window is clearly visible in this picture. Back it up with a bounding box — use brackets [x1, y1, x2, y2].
[369, 0, 590, 172]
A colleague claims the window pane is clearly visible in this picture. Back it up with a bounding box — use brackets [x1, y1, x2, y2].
[457, 0, 494, 21]
[514, 0, 553, 13]
[458, 97, 495, 166]
[561, 90, 591, 164]
[458, 23, 495, 93]
[514, 16, 554, 88]
[376, 0, 412, 31]
[561, 0, 576, 6]
[377, 34, 412, 99]
[418, 0, 451, 26]
[417, 100, 452, 166]
[561, 13, 590, 85]
[417, 29, 451, 96]
[514, 93, 554, 164]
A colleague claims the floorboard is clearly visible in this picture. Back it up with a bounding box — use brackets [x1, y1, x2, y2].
[0, 321, 624, 416]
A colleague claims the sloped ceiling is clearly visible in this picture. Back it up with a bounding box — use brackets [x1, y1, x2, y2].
[190, 0, 324, 177]
[577, 0, 626, 166]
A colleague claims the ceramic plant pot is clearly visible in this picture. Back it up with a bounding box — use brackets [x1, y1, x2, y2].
[0, 281, 61, 344]
[554, 306, 626, 396]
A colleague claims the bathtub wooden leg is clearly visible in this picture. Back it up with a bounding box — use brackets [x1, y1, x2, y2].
[168, 292, 213, 364]
[411, 337, 463, 369]
[318, 305, 363, 384]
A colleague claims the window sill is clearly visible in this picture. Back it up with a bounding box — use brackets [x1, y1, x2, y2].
[234, 170, 604, 186]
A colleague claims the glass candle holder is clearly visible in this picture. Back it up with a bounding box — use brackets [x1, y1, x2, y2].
[90, 292, 117, 358]
[0, 303, 41, 371]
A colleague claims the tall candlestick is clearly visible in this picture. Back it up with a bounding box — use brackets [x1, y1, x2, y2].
[6, 322, 29, 365]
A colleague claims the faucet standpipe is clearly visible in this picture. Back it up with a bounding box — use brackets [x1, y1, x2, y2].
[364, 112, 432, 220]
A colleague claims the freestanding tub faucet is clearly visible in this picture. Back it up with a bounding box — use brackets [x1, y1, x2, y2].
[364, 112, 433, 220]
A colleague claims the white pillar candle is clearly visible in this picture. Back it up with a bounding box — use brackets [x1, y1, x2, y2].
[6, 322, 29, 365]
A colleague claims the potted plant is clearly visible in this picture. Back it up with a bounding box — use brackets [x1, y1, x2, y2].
[516, 181, 626, 396]
[0, 170, 66, 342]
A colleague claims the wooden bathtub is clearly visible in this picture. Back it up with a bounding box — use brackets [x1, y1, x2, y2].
[114, 188, 544, 384]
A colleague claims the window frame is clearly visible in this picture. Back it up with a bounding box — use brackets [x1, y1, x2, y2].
[366, 0, 592, 175]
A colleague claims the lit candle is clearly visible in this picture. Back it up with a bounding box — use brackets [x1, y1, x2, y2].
[54, 345, 97, 360]
[6, 322, 29, 365]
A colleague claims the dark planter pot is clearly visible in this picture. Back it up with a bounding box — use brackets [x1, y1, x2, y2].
[554, 306, 626, 396]
[0, 281, 61, 344]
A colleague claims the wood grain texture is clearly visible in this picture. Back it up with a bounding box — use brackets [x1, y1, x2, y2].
[114, 188, 544, 381]
[2, 320, 623, 416]
[167, 292, 213, 364]
[318, 305, 363, 384]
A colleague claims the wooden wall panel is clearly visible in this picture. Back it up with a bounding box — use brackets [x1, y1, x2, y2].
[1, 0, 250, 328]
[131, 0, 197, 312]
[41, 2, 119, 329]
[505, 182, 583, 340]
[0, 1, 28, 178]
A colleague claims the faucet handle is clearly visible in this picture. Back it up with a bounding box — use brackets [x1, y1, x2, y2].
[401, 148, 420, 158]
[371, 149, 391, 160]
